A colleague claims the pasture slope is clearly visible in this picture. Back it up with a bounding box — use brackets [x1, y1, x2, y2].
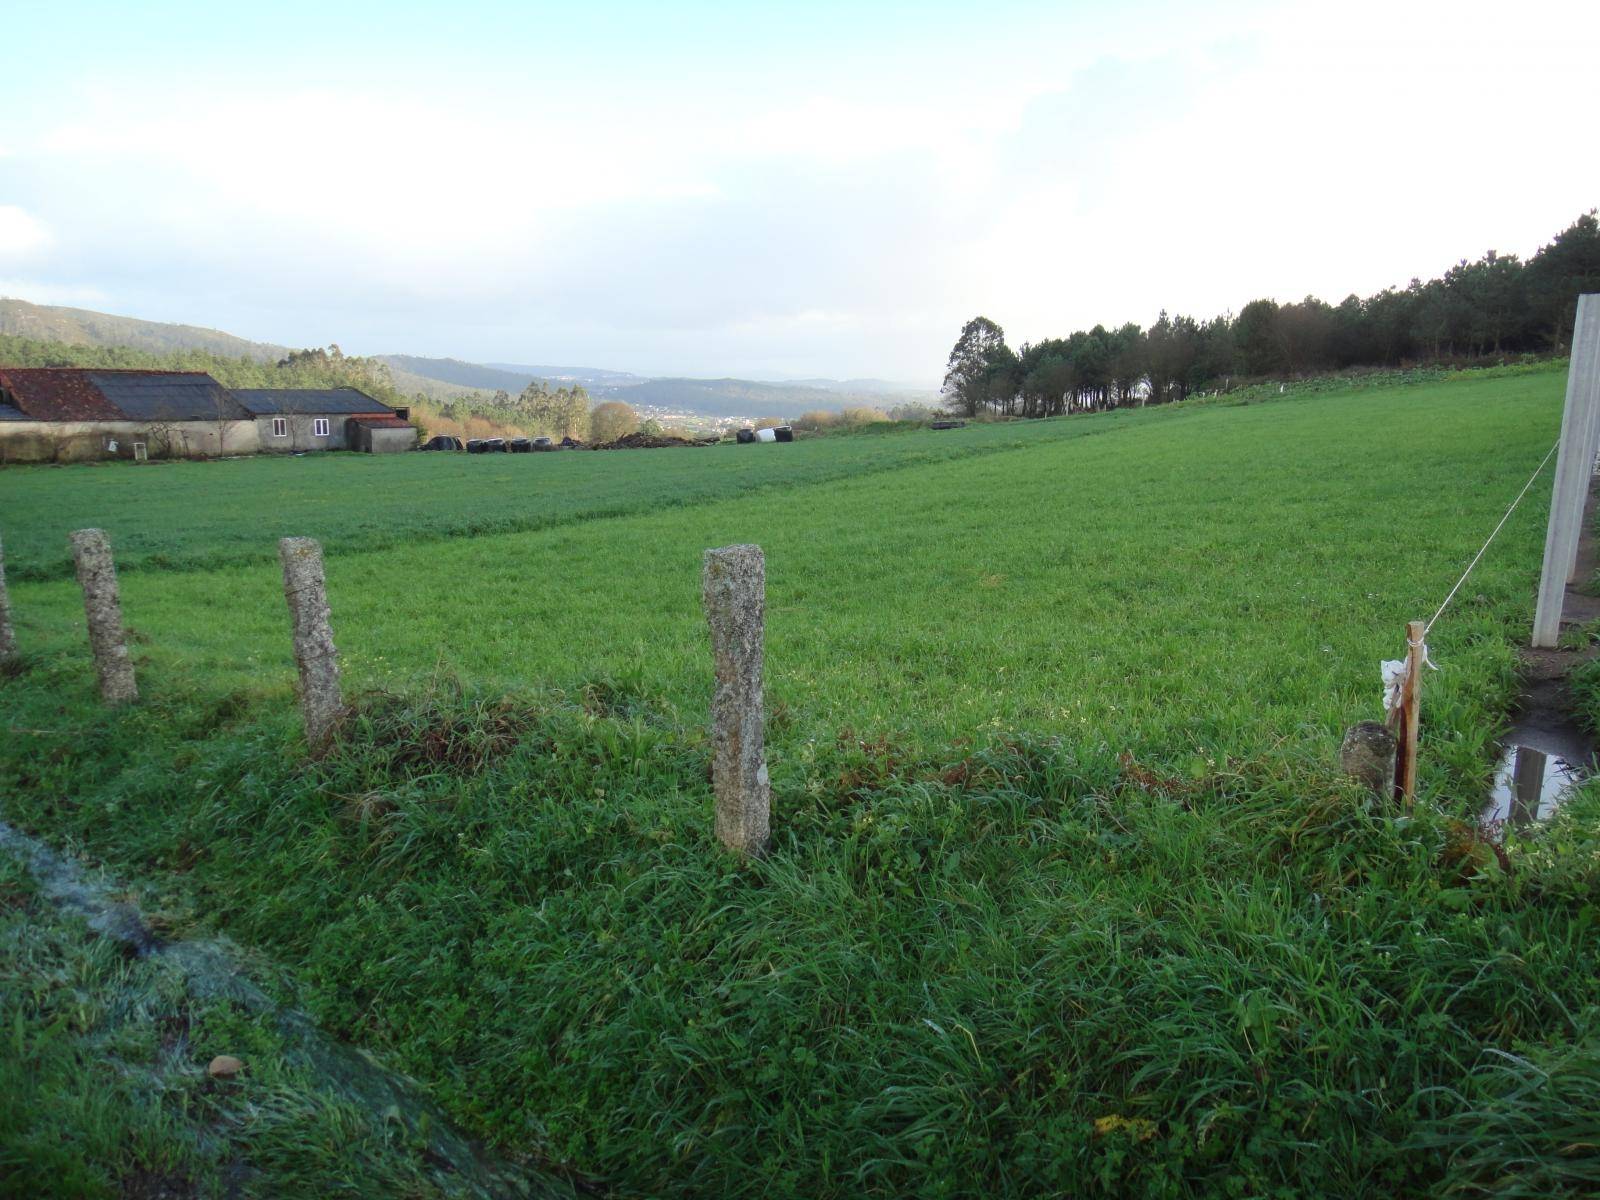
[2, 366, 1598, 1198]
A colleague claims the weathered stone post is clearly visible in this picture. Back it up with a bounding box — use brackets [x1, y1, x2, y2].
[69, 529, 138, 705]
[1339, 721, 1397, 796]
[279, 537, 343, 752]
[703, 544, 770, 856]
[0, 531, 16, 665]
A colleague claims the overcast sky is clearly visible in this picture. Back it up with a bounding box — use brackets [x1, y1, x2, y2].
[1, 0, 1596, 382]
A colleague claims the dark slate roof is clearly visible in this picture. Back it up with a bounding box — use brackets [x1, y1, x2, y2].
[0, 368, 126, 421]
[232, 388, 395, 416]
[352, 416, 413, 429]
[0, 371, 395, 424]
[0, 368, 242, 422]
[87, 371, 247, 421]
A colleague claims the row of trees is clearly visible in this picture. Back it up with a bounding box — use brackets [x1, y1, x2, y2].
[435, 381, 592, 438]
[943, 211, 1600, 417]
[432, 384, 648, 442]
[0, 335, 407, 401]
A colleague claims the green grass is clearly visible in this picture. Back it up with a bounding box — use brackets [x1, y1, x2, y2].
[0, 849, 566, 1199]
[0, 370, 1565, 766]
[3, 365, 1599, 1197]
[0, 415, 1138, 582]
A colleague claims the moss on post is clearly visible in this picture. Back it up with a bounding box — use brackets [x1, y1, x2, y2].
[0, 531, 16, 665]
[69, 528, 138, 705]
[279, 537, 343, 752]
[703, 544, 770, 857]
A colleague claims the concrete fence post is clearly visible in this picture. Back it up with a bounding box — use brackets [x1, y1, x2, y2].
[1534, 294, 1600, 645]
[279, 537, 343, 751]
[1573, 306, 1600, 585]
[703, 544, 770, 857]
[0, 531, 16, 665]
[69, 528, 138, 705]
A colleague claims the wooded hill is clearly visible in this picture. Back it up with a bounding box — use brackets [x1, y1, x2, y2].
[0, 298, 288, 362]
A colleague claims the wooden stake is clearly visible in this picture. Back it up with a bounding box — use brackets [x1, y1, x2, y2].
[1395, 619, 1424, 805]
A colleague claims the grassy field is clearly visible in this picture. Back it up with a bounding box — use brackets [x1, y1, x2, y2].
[3, 366, 1599, 1197]
[0, 415, 1141, 582]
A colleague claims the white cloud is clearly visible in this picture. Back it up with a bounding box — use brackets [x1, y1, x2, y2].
[1, 0, 1596, 377]
[0, 206, 51, 260]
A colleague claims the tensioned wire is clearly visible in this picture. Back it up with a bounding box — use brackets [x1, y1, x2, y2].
[1422, 439, 1561, 637]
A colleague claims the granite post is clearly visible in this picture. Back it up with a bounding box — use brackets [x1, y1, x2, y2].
[70, 529, 138, 705]
[0, 531, 16, 665]
[279, 537, 343, 751]
[703, 544, 770, 856]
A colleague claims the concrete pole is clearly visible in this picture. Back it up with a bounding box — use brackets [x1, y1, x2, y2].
[279, 537, 343, 751]
[703, 544, 770, 857]
[69, 529, 138, 705]
[0, 531, 16, 665]
[1572, 316, 1600, 585]
[1533, 294, 1600, 646]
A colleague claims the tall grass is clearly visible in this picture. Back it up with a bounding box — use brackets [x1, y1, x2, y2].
[408, 396, 532, 442]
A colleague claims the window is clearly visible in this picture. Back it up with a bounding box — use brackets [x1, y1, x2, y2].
[272, 417, 288, 438]
[313, 418, 330, 437]
[132, 442, 148, 462]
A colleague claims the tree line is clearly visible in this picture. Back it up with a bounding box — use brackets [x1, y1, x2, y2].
[436, 381, 591, 438]
[0, 335, 406, 401]
[943, 211, 1600, 418]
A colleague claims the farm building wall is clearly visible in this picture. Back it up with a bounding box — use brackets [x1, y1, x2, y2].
[354, 424, 418, 453]
[253, 414, 357, 453]
[0, 419, 263, 465]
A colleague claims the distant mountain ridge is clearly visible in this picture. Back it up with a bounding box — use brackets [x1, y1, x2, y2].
[598, 377, 845, 419]
[0, 297, 937, 418]
[377, 356, 540, 394]
[379, 356, 650, 393]
[485, 362, 646, 387]
[759, 377, 933, 395]
[0, 297, 289, 361]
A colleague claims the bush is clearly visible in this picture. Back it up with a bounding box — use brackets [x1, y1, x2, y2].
[590, 401, 640, 443]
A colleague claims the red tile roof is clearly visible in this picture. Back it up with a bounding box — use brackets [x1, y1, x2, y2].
[0, 368, 126, 421]
[0, 368, 234, 423]
[351, 416, 414, 429]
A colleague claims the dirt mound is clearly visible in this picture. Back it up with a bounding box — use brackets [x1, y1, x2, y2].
[590, 431, 719, 450]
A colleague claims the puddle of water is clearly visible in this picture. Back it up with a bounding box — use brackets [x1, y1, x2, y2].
[1482, 744, 1585, 831]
